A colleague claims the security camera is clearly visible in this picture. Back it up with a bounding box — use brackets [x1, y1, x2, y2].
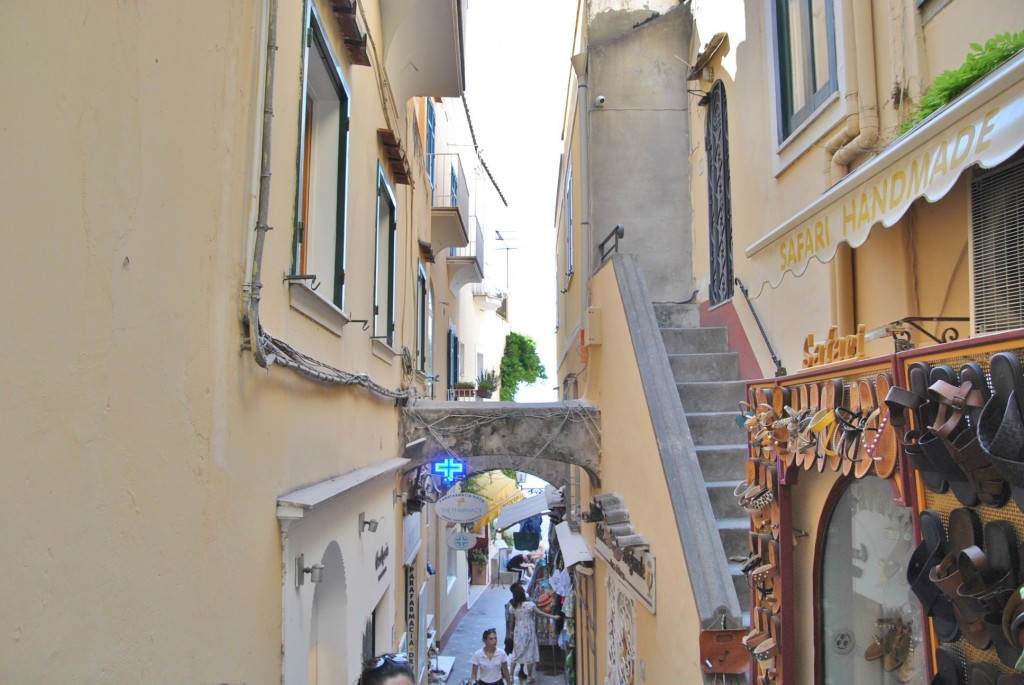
[595, 95, 606, 108]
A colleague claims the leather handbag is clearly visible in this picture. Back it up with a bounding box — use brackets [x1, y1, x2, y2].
[699, 628, 751, 674]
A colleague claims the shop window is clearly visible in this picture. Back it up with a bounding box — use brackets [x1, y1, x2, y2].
[971, 158, 1024, 335]
[295, 5, 350, 309]
[772, 0, 837, 141]
[819, 477, 924, 684]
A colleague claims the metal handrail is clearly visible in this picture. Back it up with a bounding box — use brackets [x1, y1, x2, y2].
[598, 224, 624, 262]
[734, 277, 786, 376]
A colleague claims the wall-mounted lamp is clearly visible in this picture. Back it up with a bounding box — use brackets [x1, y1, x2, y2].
[295, 553, 324, 588]
[359, 511, 380, 535]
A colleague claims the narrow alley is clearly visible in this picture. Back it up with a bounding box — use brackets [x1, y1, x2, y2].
[435, 584, 568, 685]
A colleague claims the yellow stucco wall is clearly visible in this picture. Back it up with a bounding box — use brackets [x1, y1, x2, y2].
[1, 0, 470, 681]
[576, 261, 705, 683]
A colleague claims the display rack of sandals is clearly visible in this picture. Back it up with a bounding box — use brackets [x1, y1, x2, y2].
[737, 330, 1024, 685]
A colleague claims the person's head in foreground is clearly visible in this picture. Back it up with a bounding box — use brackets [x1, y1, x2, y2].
[359, 652, 415, 685]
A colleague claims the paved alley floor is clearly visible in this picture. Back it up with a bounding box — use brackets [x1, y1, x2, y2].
[439, 583, 567, 685]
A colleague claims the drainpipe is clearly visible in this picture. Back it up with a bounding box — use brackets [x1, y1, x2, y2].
[247, 0, 279, 369]
[822, 0, 859, 184]
[571, 51, 591, 312]
[829, 0, 879, 183]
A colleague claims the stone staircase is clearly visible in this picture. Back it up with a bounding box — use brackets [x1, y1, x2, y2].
[655, 303, 752, 614]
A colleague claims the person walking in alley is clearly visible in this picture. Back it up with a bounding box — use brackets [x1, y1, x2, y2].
[470, 628, 513, 685]
[506, 583, 558, 682]
[358, 653, 415, 685]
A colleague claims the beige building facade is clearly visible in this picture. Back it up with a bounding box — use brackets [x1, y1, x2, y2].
[555, 0, 1024, 684]
[1, 1, 512, 683]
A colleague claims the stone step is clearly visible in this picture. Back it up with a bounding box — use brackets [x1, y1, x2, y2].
[660, 327, 729, 355]
[669, 352, 739, 382]
[732, 572, 752, 613]
[695, 445, 749, 481]
[677, 379, 748, 413]
[706, 480, 747, 519]
[718, 519, 751, 560]
[654, 302, 700, 329]
[687, 411, 749, 447]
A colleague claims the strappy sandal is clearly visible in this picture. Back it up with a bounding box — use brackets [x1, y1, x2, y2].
[928, 508, 985, 646]
[918, 365, 981, 506]
[812, 379, 842, 473]
[906, 510, 959, 642]
[891, 361, 951, 494]
[852, 379, 881, 478]
[956, 521, 1019, 657]
[867, 372, 899, 479]
[863, 617, 898, 661]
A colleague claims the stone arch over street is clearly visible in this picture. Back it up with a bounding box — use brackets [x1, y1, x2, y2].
[399, 400, 601, 489]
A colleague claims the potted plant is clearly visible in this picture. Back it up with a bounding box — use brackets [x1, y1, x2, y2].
[453, 380, 476, 399]
[468, 548, 489, 585]
[476, 369, 499, 399]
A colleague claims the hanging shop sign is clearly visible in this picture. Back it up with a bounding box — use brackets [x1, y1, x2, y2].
[594, 524, 657, 613]
[802, 324, 866, 368]
[447, 528, 477, 550]
[435, 492, 489, 523]
[432, 456, 466, 484]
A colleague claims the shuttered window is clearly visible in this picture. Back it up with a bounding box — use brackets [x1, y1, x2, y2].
[971, 158, 1024, 334]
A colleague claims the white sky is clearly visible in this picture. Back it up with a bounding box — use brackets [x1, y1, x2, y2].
[463, 1, 579, 402]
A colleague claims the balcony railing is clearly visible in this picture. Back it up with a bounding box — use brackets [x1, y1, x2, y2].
[446, 216, 484, 291]
[427, 152, 470, 251]
[450, 217, 484, 274]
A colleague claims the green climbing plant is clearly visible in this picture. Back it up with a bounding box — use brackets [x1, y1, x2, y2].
[899, 31, 1024, 135]
[499, 332, 547, 401]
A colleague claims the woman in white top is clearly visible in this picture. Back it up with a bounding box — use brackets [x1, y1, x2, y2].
[470, 628, 513, 685]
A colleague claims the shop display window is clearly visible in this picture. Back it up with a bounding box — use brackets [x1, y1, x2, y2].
[820, 476, 926, 684]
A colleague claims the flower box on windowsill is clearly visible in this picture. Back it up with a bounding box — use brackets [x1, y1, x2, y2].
[453, 387, 475, 400]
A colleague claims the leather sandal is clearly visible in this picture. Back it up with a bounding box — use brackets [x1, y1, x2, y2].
[853, 378, 880, 478]
[907, 510, 959, 643]
[979, 352, 1024, 510]
[932, 645, 963, 685]
[928, 508, 985, 646]
[891, 361, 951, 494]
[918, 365, 979, 506]
[867, 372, 900, 478]
[815, 379, 842, 473]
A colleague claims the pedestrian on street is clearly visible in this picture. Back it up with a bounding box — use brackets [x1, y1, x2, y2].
[507, 582, 558, 682]
[470, 628, 513, 685]
[358, 653, 414, 685]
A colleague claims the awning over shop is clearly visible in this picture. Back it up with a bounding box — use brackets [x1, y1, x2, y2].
[554, 521, 594, 569]
[744, 51, 1024, 297]
[464, 472, 524, 534]
[494, 485, 563, 531]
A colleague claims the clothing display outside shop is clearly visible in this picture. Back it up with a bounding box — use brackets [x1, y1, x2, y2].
[735, 335, 1024, 684]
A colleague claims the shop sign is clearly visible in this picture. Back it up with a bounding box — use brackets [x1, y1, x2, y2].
[594, 523, 657, 613]
[802, 324, 866, 368]
[447, 529, 477, 550]
[435, 492, 489, 523]
[745, 54, 1024, 295]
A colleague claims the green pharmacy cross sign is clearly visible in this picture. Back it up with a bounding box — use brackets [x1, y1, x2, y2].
[433, 457, 465, 484]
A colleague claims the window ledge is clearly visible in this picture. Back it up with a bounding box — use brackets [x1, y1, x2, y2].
[371, 337, 397, 363]
[288, 281, 350, 336]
